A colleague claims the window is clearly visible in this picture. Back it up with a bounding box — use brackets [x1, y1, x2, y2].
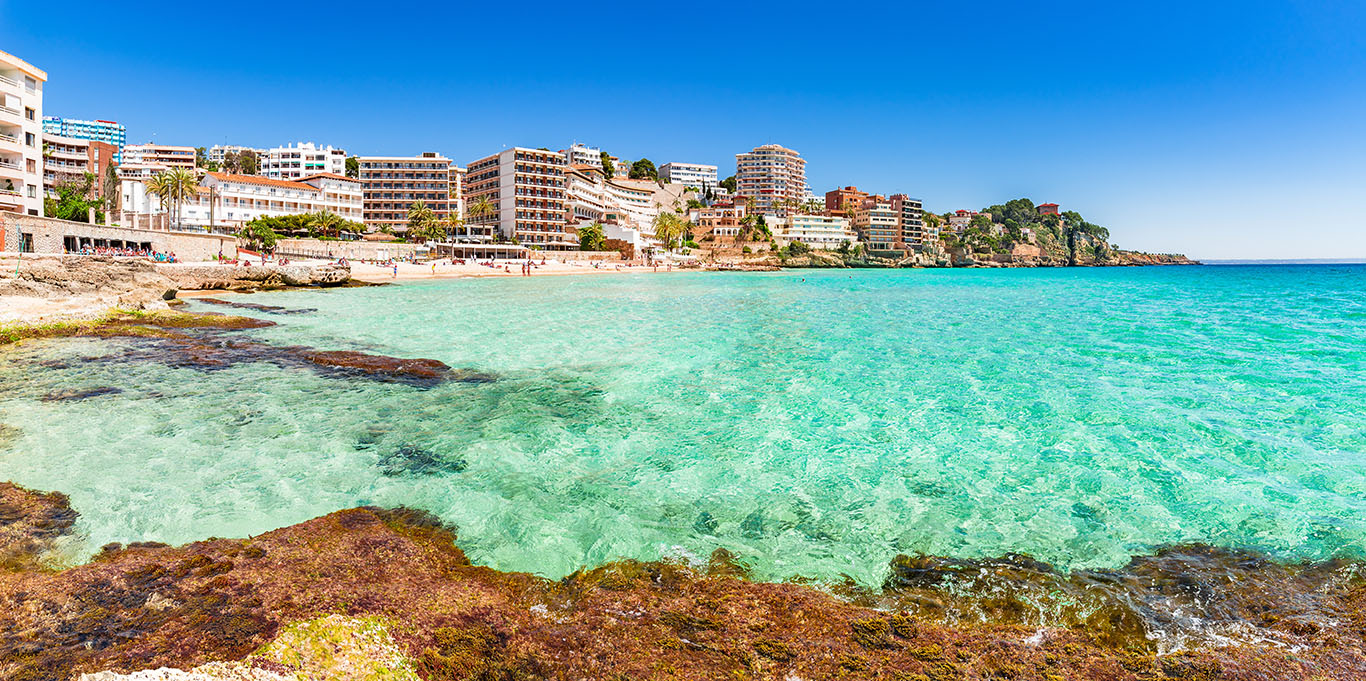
[25, 132, 34, 147]
[24, 107, 34, 121]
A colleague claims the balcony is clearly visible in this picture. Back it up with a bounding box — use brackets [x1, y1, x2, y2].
[0, 104, 21, 123]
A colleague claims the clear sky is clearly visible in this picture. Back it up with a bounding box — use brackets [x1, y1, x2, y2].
[4, 0, 1363, 259]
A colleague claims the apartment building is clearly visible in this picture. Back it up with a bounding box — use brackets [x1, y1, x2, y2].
[122, 143, 195, 169]
[692, 201, 747, 240]
[889, 194, 926, 248]
[775, 214, 858, 250]
[825, 186, 868, 216]
[42, 133, 118, 202]
[120, 172, 362, 234]
[659, 162, 718, 189]
[464, 148, 573, 250]
[852, 198, 899, 251]
[0, 50, 46, 218]
[263, 142, 347, 180]
[358, 152, 455, 234]
[207, 144, 265, 169]
[42, 116, 125, 162]
[735, 144, 807, 218]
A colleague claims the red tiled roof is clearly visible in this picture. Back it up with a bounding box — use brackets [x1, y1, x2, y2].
[298, 172, 360, 183]
[206, 172, 317, 191]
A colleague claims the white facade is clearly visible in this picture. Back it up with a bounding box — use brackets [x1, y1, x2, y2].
[562, 143, 602, 168]
[659, 162, 718, 190]
[263, 142, 347, 180]
[464, 147, 574, 250]
[121, 172, 362, 234]
[207, 144, 265, 168]
[122, 143, 196, 168]
[776, 214, 858, 250]
[735, 144, 807, 218]
[0, 50, 46, 218]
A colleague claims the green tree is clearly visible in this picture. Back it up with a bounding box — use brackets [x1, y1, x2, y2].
[240, 150, 259, 175]
[629, 158, 658, 180]
[44, 173, 104, 223]
[239, 217, 279, 251]
[163, 168, 200, 230]
[579, 221, 607, 251]
[652, 212, 686, 251]
[599, 151, 615, 177]
[195, 146, 207, 168]
[407, 201, 443, 241]
[345, 156, 359, 179]
[787, 239, 811, 255]
[720, 175, 737, 193]
[103, 163, 120, 213]
[309, 210, 345, 239]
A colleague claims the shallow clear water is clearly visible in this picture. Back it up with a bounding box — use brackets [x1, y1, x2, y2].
[2, 265, 1365, 584]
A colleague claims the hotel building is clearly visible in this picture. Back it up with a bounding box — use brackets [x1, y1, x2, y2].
[0, 50, 46, 217]
[263, 142, 348, 180]
[852, 198, 899, 251]
[659, 162, 718, 190]
[889, 194, 926, 248]
[561, 143, 602, 168]
[825, 186, 868, 216]
[122, 143, 195, 169]
[42, 133, 118, 202]
[358, 152, 456, 234]
[775, 214, 858, 250]
[42, 116, 126, 162]
[735, 144, 807, 218]
[691, 201, 747, 240]
[120, 172, 362, 233]
[464, 148, 574, 250]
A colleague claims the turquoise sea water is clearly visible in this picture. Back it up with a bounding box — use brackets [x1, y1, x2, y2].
[2, 265, 1365, 585]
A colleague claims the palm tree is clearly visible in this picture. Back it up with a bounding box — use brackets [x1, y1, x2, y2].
[440, 214, 463, 243]
[310, 210, 344, 239]
[407, 201, 441, 242]
[160, 168, 199, 230]
[653, 212, 686, 252]
[144, 173, 171, 226]
[465, 195, 495, 241]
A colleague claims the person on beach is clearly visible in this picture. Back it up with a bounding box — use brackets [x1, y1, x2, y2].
[393, 263, 398, 278]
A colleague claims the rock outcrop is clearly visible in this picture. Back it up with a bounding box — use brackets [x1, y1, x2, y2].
[156, 263, 350, 291]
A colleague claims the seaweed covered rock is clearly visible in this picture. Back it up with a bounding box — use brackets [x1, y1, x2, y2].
[0, 482, 78, 570]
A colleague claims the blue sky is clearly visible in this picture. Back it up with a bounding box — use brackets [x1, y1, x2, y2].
[4, 0, 1364, 259]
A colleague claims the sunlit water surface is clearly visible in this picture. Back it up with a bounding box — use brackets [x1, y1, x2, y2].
[2, 265, 1364, 584]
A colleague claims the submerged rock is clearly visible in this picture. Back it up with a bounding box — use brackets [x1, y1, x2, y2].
[40, 386, 123, 402]
[0, 482, 78, 570]
[377, 446, 467, 476]
[196, 299, 317, 315]
[0, 490, 1362, 680]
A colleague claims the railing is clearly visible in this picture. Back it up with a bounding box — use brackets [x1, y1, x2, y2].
[0, 74, 15, 88]
[0, 158, 20, 170]
[0, 104, 20, 117]
[0, 132, 16, 144]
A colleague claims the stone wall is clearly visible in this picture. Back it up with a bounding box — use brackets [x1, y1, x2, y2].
[0, 211, 236, 263]
[274, 239, 421, 261]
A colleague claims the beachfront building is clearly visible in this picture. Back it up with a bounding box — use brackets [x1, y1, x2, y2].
[0, 49, 46, 217]
[120, 172, 362, 234]
[42, 116, 125, 162]
[775, 214, 858, 250]
[262, 142, 347, 180]
[659, 162, 718, 190]
[464, 147, 574, 250]
[890, 194, 926, 248]
[735, 144, 807, 218]
[563, 164, 680, 252]
[852, 198, 899, 251]
[122, 143, 195, 169]
[206, 144, 265, 169]
[358, 152, 456, 235]
[42, 133, 118, 203]
[692, 201, 747, 240]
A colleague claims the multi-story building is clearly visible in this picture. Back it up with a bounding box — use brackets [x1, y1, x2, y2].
[0, 50, 46, 218]
[735, 144, 807, 218]
[691, 201, 747, 240]
[464, 147, 574, 250]
[775, 214, 858, 250]
[889, 194, 925, 248]
[122, 143, 195, 169]
[948, 209, 983, 233]
[206, 144, 266, 169]
[564, 164, 679, 251]
[1037, 202, 1060, 216]
[659, 162, 718, 190]
[561, 143, 602, 168]
[852, 198, 899, 251]
[358, 152, 456, 234]
[42, 116, 126, 162]
[825, 185, 868, 216]
[120, 172, 362, 234]
[263, 142, 347, 180]
[42, 133, 118, 203]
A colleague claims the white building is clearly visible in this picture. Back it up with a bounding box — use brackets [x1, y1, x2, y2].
[561, 143, 602, 168]
[122, 143, 196, 169]
[120, 172, 362, 234]
[464, 147, 574, 250]
[659, 162, 718, 190]
[0, 50, 46, 218]
[854, 199, 900, 250]
[207, 144, 265, 169]
[263, 142, 347, 180]
[735, 144, 807, 218]
[775, 214, 858, 250]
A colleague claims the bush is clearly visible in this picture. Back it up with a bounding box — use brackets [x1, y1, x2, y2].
[742, 246, 752, 254]
[788, 240, 811, 255]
